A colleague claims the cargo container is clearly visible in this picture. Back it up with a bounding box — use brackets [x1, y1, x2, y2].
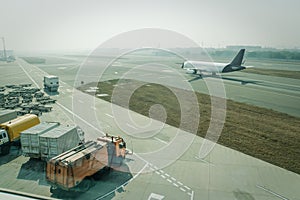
[39, 125, 83, 160]
[0, 114, 40, 155]
[21, 122, 60, 158]
[0, 110, 17, 124]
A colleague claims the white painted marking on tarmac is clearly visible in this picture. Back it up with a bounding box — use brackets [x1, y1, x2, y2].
[184, 185, 191, 190]
[105, 113, 114, 118]
[147, 193, 165, 200]
[56, 102, 105, 135]
[256, 185, 289, 200]
[17, 61, 39, 88]
[126, 123, 138, 130]
[189, 191, 194, 199]
[151, 162, 194, 198]
[154, 137, 168, 144]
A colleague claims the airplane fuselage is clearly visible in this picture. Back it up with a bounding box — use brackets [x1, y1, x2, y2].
[183, 61, 246, 74]
[181, 49, 248, 75]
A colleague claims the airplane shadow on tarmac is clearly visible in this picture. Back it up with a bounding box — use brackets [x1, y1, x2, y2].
[188, 74, 261, 85]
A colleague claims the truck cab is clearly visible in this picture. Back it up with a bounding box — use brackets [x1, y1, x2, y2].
[0, 129, 10, 154]
[0, 114, 40, 155]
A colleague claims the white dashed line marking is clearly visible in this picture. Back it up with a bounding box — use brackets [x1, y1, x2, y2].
[177, 181, 183, 185]
[151, 163, 194, 199]
[105, 113, 114, 118]
[184, 186, 191, 190]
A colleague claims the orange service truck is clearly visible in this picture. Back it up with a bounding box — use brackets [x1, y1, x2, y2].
[46, 134, 127, 192]
[0, 114, 40, 155]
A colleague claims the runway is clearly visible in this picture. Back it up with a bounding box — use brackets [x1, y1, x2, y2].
[34, 54, 300, 117]
[0, 57, 299, 200]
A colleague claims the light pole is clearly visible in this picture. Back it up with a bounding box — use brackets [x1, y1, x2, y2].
[1, 37, 7, 61]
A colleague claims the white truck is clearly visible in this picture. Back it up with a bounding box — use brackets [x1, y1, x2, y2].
[44, 75, 59, 92]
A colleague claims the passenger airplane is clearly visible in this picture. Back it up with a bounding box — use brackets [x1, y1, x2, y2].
[181, 49, 252, 76]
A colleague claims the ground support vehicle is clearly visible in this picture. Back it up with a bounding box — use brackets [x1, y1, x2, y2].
[46, 135, 127, 192]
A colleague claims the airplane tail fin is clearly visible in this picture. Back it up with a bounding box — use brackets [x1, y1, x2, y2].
[230, 49, 245, 66]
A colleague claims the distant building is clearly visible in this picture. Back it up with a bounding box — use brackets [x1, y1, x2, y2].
[0, 50, 14, 59]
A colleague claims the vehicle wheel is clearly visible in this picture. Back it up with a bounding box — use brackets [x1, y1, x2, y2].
[79, 178, 92, 192]
[50, 186, 54, 193]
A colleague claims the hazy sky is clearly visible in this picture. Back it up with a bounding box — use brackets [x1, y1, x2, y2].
[1, 0, 299, 51]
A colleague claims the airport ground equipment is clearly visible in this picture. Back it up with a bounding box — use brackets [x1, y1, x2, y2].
[39, 125, 84, 160]
[21, 122, 60, 158]
[0, 114, 40, 155]
[46, 134, 127, 192]
[44, 75, 59, 92]
[0, 110, 17, 124]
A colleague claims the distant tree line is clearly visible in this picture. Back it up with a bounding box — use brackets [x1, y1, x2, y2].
[211, 50, 300, 60]
[247, 51, 300, 60]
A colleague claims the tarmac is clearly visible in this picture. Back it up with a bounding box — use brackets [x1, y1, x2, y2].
[0, 57, 299, 200]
